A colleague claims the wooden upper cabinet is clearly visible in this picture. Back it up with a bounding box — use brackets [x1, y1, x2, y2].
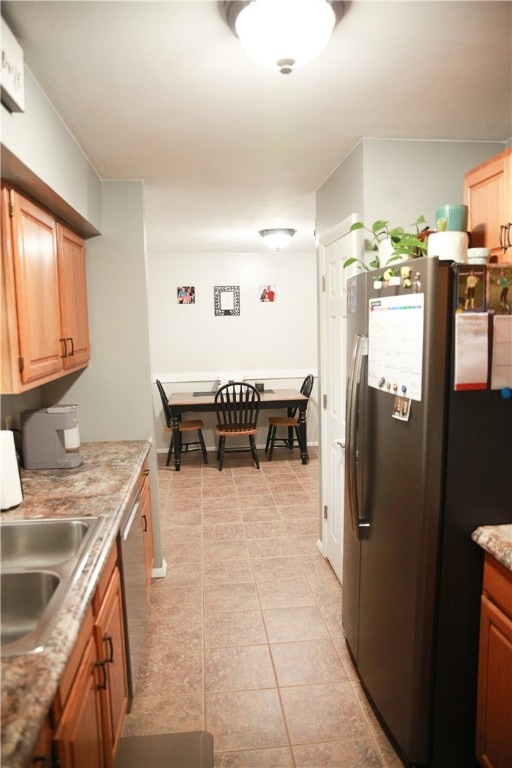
[464, 148, 512, 260]
[1, 183, 90, 393]
[57, 223, 90, 371]
[1, 185, 63, 389]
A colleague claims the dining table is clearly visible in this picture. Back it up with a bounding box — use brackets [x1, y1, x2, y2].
[168, 387, 309, 471]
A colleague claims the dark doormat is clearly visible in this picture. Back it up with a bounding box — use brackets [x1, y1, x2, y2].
[115, 731, 214, 768]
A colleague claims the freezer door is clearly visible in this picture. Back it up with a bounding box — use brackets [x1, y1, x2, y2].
[350, 259, 451, 763]
[357, 383, 440, 762]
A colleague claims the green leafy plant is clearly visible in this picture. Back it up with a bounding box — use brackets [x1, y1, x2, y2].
[343, 216, 429, 271]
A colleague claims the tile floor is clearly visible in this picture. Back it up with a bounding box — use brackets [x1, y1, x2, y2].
[123, 446, 405, 767]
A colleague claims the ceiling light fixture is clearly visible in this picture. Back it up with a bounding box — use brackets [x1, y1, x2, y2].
[259, 228, 296, 250]
[221, 0, 345, 74]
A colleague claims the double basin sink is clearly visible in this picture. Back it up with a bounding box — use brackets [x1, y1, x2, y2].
[1, 517, 102, 656]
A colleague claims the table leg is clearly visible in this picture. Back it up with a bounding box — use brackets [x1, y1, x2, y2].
[298, 408, 309, 464]
[170, 415, 182, 471]
[287, 417, 294, 449]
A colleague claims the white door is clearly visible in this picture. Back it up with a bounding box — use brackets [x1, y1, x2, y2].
[318, 215, 362, 582]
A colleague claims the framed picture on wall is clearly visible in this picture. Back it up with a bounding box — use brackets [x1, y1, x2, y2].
[259, 284, 276, 302]
[177, 286, 195, 304]
[214, 285, 240, 316]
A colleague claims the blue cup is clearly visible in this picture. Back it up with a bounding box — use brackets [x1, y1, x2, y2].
[435, 204, 468, 232]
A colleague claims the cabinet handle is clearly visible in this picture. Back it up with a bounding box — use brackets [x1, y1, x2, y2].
[142, 514, 148, 533]
[59, 338, 67, 358]
[67, 337, 74, 357]
[499, 223, 512, 251]
[31, 754, 53, 767]
[104, 634, 114, 664]
[95, 660, 108, 690]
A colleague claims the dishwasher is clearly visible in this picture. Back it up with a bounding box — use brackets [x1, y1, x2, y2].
[118, 486, 148, 709]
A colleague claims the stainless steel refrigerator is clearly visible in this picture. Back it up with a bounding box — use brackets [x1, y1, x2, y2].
[343, 256, 511, 767]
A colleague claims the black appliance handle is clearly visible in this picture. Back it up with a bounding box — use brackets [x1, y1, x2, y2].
[346, 333, 367, 541]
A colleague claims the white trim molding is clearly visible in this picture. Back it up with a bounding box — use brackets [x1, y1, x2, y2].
[154, 369, 318, 384]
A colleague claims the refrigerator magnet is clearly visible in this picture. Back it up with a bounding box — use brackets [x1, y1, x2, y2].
[392, 395, 411, 420]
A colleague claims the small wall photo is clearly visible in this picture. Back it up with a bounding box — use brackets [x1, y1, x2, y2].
[177, 286, 195, 304]
[259, 284, 276, 302]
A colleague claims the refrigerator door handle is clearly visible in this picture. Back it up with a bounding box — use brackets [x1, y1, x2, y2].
[346, 334, 368, 541]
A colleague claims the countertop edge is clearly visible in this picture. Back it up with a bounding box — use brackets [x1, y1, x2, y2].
[1, 440, 151, 768]
[472, 524, 512, 572]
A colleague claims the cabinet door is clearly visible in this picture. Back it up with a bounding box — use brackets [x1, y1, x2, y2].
[3, 187, 63, 386]
[476, 594, 512, 768]
[29, 714, 54, 767]
[94, 566, 129, 768]
[54, 635, 105, 768]
[57, 223, 90, 371]
[464, 149, 512, 258]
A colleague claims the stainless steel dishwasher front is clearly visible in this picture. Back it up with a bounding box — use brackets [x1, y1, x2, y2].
[118, 486, 148, 709]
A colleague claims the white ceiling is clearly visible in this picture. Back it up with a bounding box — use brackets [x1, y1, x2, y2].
[2, 0, 511, 253]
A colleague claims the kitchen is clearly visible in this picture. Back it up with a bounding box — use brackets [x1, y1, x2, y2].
[1, 2, 511, 767]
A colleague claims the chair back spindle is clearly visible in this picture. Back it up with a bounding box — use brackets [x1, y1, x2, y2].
[215, 382, 260, 432]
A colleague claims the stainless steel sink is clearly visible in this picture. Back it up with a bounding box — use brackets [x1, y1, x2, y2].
[1, 518, 90, 568]
[1, 571, 61, 647]
[0, 516, 102, 656]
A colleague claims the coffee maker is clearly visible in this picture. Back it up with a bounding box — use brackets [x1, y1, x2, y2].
[21, 405, 83, 469]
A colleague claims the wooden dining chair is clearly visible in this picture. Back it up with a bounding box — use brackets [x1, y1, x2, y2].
[214, 382, 261, 471]
[156, 379, 208, 466]
[265, 374, 314, 461]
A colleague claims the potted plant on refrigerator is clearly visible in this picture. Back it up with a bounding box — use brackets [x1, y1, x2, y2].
[343, 216, 430, 275]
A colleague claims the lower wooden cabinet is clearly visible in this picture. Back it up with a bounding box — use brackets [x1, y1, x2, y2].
[44, 544, 128, 768]
[94, 565, 129, 765]
[476, 554, 512, 768]
[29, 714, 54, 767]
[54, 633, 105, 768]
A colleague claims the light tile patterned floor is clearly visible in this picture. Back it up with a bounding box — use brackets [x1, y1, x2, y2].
[123, 447, 405, 767]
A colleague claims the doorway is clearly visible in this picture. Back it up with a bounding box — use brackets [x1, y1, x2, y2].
[318, 215, 362, 582]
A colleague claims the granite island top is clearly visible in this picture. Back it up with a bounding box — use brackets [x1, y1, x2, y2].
[472, 524, 512, 571]
[1, 440, 151, 768]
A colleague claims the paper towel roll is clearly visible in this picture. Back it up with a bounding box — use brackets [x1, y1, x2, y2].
[427, 231, 468, 263]
[1, 430, 23, 511]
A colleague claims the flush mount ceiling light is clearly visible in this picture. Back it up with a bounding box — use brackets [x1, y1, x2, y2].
[221, 0, 345, 74]
[259, 228, 296, 250]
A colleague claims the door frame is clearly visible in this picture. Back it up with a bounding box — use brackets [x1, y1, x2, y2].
[317, 214, 362, 572]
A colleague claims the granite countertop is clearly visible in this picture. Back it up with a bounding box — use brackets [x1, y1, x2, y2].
[0, 440, 151, 768]
[472, 524, 512, 572]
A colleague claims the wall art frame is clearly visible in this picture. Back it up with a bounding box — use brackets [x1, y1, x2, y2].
[214, 285, 240, 316]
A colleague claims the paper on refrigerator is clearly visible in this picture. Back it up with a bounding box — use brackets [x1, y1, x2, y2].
[491, 314, 512, 389]
[454, 313, 488, 390]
